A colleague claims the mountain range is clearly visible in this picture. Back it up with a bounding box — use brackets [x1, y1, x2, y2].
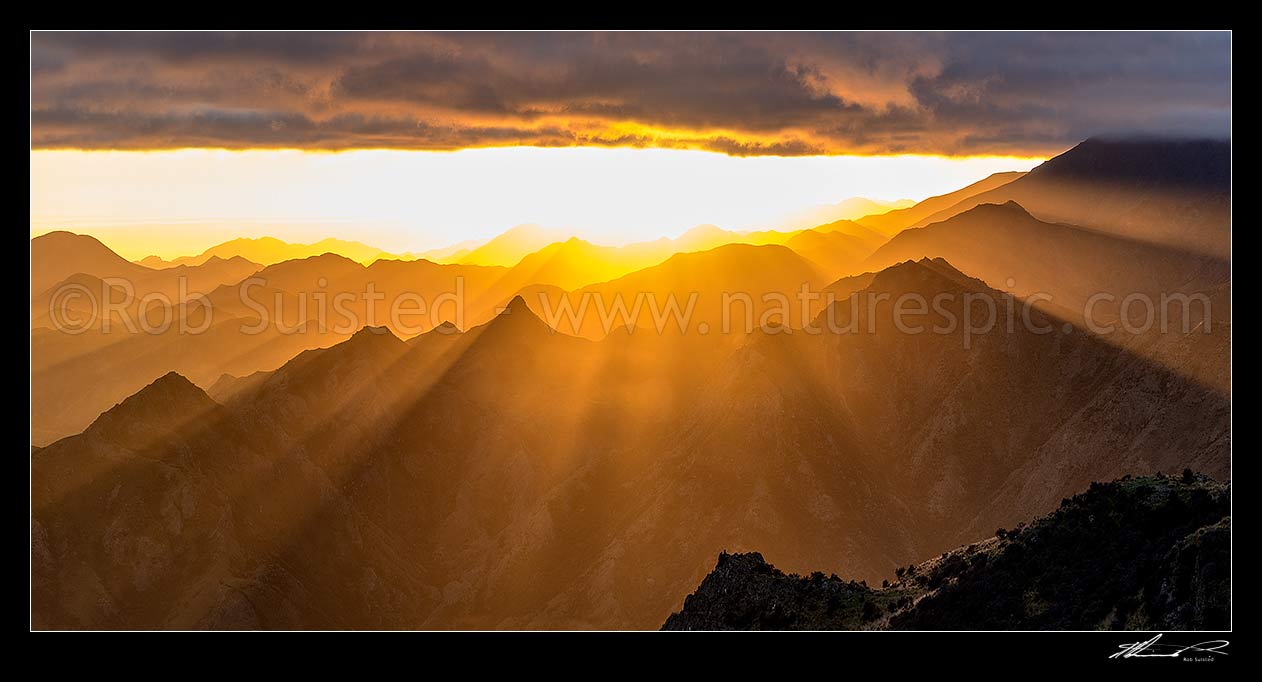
[905, 138, 1231, 259]
[136, 236, 414, 268]
[31, 260, 1229, 627]
[768, 196, 915, 233]
[30, 136, 1232, 629]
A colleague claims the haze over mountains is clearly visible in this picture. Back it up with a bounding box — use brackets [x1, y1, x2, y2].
[863, 201, 1229, 325]
[30, 136, 1231, 629]
[770, 196, 914, 233]
[905, 139, 1231, 258]
[108, 199, 936, 281]
[136, 236, 416, 268]
[855, 171, 1027, 234]
[33, 232, 262, 297]
[28, 171, 1014, 448]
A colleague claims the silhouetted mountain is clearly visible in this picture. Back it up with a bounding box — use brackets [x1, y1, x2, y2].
[32, 364, 439, 629]
[819, 270, 877, 302]
[467, 226, 840, 301]
[151, 255, 262, 296]
[83, 371, 220, 444]
[653, 223, 818, 256]
[30, 250, 519, 445]
[30, 254, 261, 321]
[417, 219, 840, 272]
[857, 171, 1025, 234]
[138, 236, 409, 267]
[477, 294, 563, 341]
[909, 138, 1231, 258]
[487, 237, 673, 291]
[809, 256, 1226, 541]
[808, 218, 888, 247]
[32, 231, 152, 294]
[773, 196, 914, 232]
[671, 224, 732, 251]
[206, 369, 272, 405]
[863, 201, 1229, 326]
[30, 273, 132, 330]
[619, 223, 804, 259]
[135, 255, 168, 268]
[523, 242, 829, 339]
[409, 320, 462, 343]
[783, 228, 880, 279]
[414, 238, 486, 263]
[457, 224, 574, 266]
[30, 310, 345, 446]
[777, 215, 888, 279]
[663, 473, 1229, 630]
[30, 233, 262, 328]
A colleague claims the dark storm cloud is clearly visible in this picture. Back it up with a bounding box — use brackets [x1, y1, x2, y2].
[29, 31, 1231, 155]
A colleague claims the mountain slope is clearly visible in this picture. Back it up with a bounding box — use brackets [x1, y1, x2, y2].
[857, 171, 1026, 234]
[30, 232, 262, 329]
[774, 196, 914, 232]
[32, 368, 442, 629]
[910, 138, 1231, 258]
[662, 473, 1230, 630]
[488, 237, 673, 291]
[32, 373, 265, 628]
[530, 242, 829, 338]
[457, 224, 574, 266]
[31, 231, 153, 294]
[863, 201, 1229, 323]
[783, 229, 877, 279]
[809, 218, 888, 247]
[30, 252, 513, 445]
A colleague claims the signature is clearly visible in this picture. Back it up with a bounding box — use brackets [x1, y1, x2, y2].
[1110, 634, 1229, 659]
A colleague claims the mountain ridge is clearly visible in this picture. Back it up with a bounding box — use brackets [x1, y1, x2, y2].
[862, 199, 1229, 324]
[137, 236, 411, 268]
[663, 473, 1230, 630]
[856, 171, 1026, 234]
[908, 137, 1231, 258]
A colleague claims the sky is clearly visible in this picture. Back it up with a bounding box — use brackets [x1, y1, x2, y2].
[29, 31, 1229, 258]
[30, 148, 1043, 258]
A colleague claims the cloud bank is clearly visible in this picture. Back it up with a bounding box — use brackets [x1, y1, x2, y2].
[30, 31, 1231, 155]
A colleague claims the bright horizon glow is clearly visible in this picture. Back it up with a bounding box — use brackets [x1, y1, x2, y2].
[30, 147, 1046, 260]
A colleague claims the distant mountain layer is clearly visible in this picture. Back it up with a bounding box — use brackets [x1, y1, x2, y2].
[29, 251, 511, 445]
[450, 222, 870, 277]
[663, 473, 1230, 630]
[857, 171, 1026, 234]
[454, 224, 574, 267]
[30, 232, 263, 332]
[32, 231, 152, 294]
[863, 200, 1229, 323]
[137, 236, 410, 267]
[773, 196, 915, 233]
[908, 138, 1231, 258]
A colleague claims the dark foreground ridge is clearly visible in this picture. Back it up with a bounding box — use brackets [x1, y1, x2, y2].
[663, 472, 1230, 630]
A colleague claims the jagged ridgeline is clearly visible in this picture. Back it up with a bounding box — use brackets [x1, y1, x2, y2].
[663, 473, 1229, 630]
